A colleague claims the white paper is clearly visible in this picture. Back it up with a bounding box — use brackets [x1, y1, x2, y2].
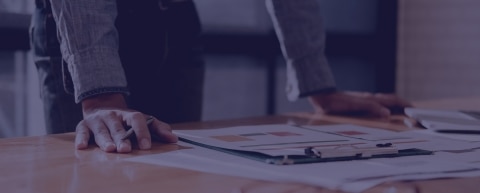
[303, 124, 480, 151]
[302, 124, 413, 141]
[126, 141, 479, 193]
[125, 142, 387, 192]
[411, 129, 480, 142]
[404, 108, 480, 142]
[126, 124, 480, 193]
[341, 168, 480, 192]
[174, 124, 368, 156]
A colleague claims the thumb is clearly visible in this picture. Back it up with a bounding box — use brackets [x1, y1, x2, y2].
[150, 119, 178, 143]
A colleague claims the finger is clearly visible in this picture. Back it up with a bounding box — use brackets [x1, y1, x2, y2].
[322, 98, 391, 118]
[103, 114, 132, 153]
[344, 91, 373, 98]
[150, 118, 178, 143]
[124, 112, 151, 150]
[75, 121, 90, 150]
[88, 120, 116, 152]
[351, 100, 391, 118]
[372, 93, 413, 108]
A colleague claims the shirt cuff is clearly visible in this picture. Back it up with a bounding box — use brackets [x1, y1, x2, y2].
[77, 87, 130, 102]
[63, 46, 128, 103]
[286, 53, 336, 101]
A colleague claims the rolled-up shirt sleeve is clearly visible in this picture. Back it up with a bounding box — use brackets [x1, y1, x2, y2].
[266, 0, 336, 101]
[50, 0, 128, 103]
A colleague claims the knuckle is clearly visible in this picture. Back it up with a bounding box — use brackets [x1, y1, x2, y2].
[75, 121, 88, 133]
[127, 111, 144, 120]
[103, 111, 118, 119]
[110, 125, 125, 134]
[83, 113, 102, 122]
[76, 120, 86, 128]
[96, 128, 110, 136]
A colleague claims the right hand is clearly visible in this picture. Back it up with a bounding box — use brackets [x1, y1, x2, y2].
[308, 91, 412, 118]
[75, 93, 178, 153]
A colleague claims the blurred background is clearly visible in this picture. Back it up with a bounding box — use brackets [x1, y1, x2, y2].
[1, 0, 479, 138]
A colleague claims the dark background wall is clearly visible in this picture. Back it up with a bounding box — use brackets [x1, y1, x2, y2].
[0, 0, 397, 136]
[197, 0, 397, 120]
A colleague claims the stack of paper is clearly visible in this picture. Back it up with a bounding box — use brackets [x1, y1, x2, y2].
[405, 108, 480, 142]
[126, 124, 480, 192]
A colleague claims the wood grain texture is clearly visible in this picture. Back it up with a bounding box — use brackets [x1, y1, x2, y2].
[1, 98, 480, 193]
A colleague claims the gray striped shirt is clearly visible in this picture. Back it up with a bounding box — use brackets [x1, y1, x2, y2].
[49, 0, 336, 102]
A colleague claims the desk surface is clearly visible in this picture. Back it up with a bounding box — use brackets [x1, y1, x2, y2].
[2, 97, 480, 193]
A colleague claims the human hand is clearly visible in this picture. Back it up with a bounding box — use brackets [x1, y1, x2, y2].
[75, 93, 178, 153]
[308, 91, 412, 118]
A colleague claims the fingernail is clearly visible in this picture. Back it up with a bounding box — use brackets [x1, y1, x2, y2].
[140, 138, 151, 150]
[103, 142, 116, 152]
[118, 142, 131, 153]
[76, 141, 87, 149]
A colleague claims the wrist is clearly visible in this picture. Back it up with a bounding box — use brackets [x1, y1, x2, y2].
[81, 93, 128, 115]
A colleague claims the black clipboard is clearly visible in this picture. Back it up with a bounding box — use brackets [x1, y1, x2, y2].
[180, 138, 434, 165]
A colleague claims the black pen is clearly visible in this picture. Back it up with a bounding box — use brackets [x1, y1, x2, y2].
[121, 116, 155, 140]
[436, 129, 480, 135]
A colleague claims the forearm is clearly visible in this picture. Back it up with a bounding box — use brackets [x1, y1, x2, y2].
[50, 0, 129, 103]
[266, 0, 336, 100]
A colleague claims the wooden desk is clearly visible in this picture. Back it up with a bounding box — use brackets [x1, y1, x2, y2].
[2, 98, 480, 193]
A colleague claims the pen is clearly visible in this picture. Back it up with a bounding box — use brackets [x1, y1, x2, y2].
[436, 129, 480, 135]
[121, 116, 155, 140]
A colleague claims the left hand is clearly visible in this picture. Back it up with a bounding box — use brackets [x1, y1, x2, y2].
[76, 93, 177, 153]
[308, 91, 412, 118]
